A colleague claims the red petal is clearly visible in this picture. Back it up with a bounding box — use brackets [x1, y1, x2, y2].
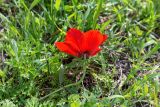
[65, 28, 84, 53]
[102, 34, 108, 44]
[65, 28, 84, 44]
[82, 30, 106, 53]
[89, 48, 101, 56]
[55, 42, 80, 57]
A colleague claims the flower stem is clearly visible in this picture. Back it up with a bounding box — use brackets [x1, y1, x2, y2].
[39, 58, 87, 101]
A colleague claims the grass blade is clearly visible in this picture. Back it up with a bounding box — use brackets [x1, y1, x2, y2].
[93, 0, 103, 29]
[29, 0, 41, 10]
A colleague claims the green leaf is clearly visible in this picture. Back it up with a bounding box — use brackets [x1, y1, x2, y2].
[59, 64, 64, 85]
[0, 70, 5, 77]
[143, 42, 160, 61]
[10, 25, 21, 37]
[11, 39, 19, 61]
[29, 0, 41, 10]
[0, 13, 10, 23]
[84, 6, 91, 20]
[68, 94, 81, 107]
[135, 26, 143, 36]
[20, 0, 29, 11]
[68, 12, 76, 20]
[54, 0, 61, 11]
[100, 20, 111, 32]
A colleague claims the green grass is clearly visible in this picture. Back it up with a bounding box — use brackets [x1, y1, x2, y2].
[0, 0, 160, 106]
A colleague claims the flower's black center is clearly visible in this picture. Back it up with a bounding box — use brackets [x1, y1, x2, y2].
[80, 51, 89, 59]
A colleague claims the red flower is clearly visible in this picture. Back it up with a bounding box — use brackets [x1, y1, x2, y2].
[55, 28, 108, 58]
